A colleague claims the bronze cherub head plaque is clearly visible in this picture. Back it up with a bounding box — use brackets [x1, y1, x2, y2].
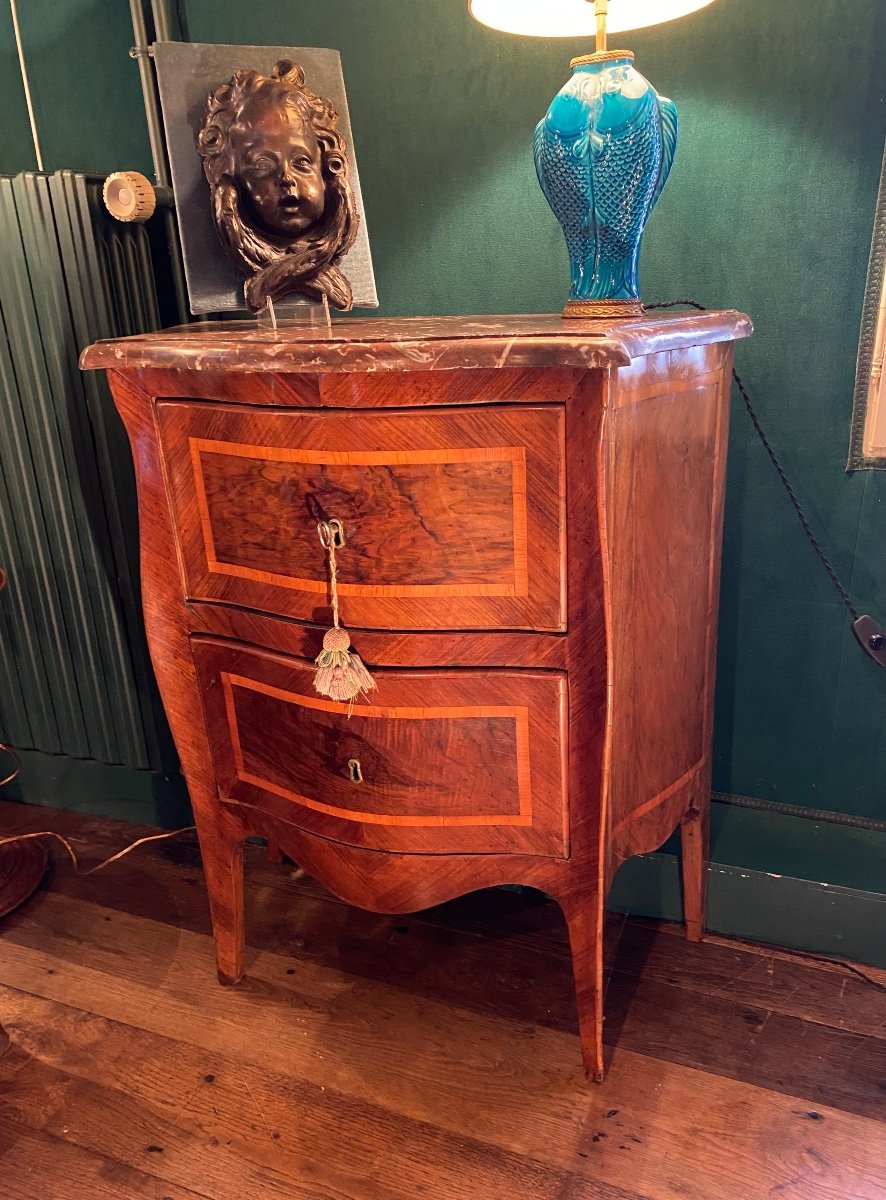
[198, 59, 359, 312]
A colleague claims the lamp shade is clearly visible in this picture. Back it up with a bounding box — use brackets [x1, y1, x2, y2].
[469, 0, 719, 36]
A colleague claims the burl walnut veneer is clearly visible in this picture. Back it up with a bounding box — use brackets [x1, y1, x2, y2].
[82, 311, 752, 1080]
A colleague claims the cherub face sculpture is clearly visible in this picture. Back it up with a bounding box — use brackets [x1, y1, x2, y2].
[198, 60, 359, 312]
[230, 100, 326, 238]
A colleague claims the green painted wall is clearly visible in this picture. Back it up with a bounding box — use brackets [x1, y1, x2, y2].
[1, 2, 885, 844]
[0, 2, 36, 173]
[0, 0, 151, 176]
[179, 0, 886, 824]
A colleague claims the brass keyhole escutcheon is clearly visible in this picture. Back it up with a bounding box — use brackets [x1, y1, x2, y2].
[347, 758, 363, 784]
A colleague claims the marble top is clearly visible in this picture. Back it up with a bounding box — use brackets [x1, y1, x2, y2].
[80, 310, 752, 374]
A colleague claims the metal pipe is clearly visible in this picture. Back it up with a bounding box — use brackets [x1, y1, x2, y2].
[129, 0, 170, 187]
[150, 0, 173, 43]
[713, 791, 886, 835]
[128, 0, 190, 322]
[9, 0, 44, 170]
[163, 207, 191, 324]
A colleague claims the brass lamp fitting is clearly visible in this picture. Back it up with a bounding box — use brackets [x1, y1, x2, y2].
[594, 0, 608, 52]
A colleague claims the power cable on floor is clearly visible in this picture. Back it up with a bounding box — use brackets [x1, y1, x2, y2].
[0, 827, 196, 876]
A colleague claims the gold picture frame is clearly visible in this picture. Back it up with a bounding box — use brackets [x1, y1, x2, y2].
[848, 142, 886, 470]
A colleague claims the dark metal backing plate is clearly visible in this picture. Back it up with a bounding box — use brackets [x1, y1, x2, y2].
[153, 41, 378, 316]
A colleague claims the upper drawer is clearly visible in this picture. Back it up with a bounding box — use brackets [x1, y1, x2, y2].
[156, 402, 565, 631]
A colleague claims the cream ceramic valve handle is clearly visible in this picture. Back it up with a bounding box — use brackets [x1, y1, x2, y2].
[102, 172, 173, 223]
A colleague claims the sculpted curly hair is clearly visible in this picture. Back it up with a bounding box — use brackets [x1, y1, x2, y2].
[198, 59, 359, 312]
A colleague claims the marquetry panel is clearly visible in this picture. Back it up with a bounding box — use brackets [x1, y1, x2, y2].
[603, 349, 728, 861]
[157, 402, 565, 631]
[191, 636, 569, 856]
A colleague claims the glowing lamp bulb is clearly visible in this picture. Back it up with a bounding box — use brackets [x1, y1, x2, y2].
[469, 0, 720, 37]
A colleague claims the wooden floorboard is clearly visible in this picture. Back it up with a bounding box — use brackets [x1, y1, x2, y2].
[4, 802, 884, 1043]
[0, 1114, 214, 1200]
[1, 988, 639, 1200]
[0, 800, 884, 1199]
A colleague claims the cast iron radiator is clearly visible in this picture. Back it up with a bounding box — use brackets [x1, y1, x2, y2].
[0, 170, 183, 770]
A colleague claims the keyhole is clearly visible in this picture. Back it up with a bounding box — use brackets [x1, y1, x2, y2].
[318, 518, 346, 550]
[347, 758, 363, 784]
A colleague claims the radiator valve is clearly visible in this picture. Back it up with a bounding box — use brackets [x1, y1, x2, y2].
[103, 171, 169, 223]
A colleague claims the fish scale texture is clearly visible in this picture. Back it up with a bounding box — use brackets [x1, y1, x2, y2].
[536, 133, 589, 268]
[593, 116, 662, 263]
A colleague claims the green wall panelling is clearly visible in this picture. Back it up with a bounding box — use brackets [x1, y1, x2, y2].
[182, 0, 886, 829]
[15, 173, 144, 761]
[1, 751, 191, 830]
[695, 801, 886, 895]
[48, 171, 174, 773]
[610, 852, 886, 972]
[0, 292, 60, 749]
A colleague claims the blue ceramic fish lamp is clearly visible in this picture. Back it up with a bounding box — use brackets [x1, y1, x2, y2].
[470, 0, 719, 318]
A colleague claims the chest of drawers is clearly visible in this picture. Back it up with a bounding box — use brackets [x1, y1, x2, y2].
[82, 311, 751, 1080]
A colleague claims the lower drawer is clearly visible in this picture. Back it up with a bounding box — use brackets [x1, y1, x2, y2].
[191, 636, 569, 857]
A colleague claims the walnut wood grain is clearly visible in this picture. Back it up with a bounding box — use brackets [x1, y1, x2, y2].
[192, 636, 568, 857]
[90, 311, 750, 1081]
[106, 369, 253, 990]
[157, 402, 565, 630]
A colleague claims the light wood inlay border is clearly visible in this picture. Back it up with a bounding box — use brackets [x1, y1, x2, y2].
[189, 437, 529, 599]
[609, 367, 724, 410]
[221, 672, 534, 828]
[609, 759, 704, 840]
